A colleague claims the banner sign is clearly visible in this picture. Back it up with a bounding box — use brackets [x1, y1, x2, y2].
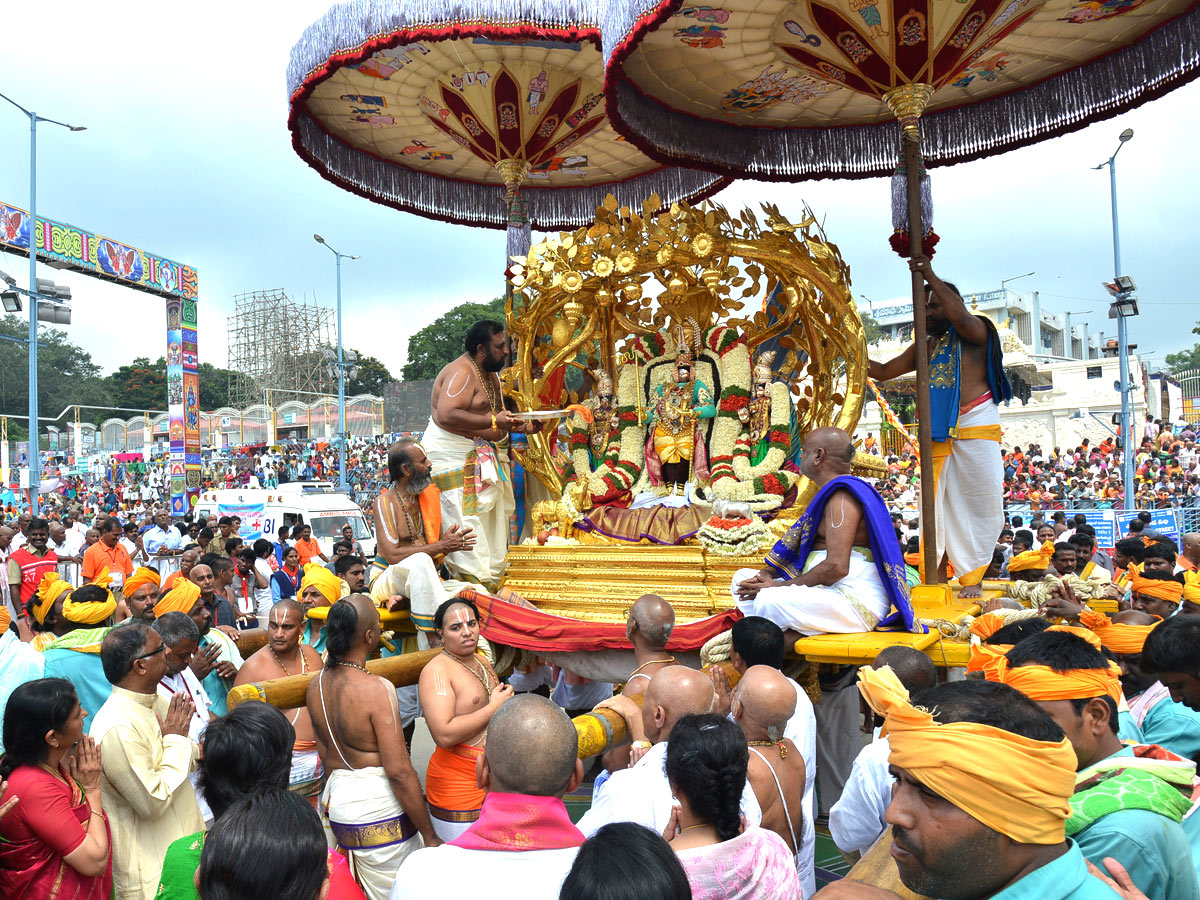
[1116, 509, 1181, 545]
[218, 502, 268, 540]
[0, 201, 197, 300]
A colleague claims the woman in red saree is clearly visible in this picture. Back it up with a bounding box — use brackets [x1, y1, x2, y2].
[0, 677, 112, 900]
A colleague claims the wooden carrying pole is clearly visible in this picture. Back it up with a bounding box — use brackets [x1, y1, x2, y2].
[904, 136, 940, 583]
[226, 652, 740, 760]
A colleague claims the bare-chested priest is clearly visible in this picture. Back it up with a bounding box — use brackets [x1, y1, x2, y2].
[369, 439, 482, 642]
[306, 594, 440, 900]
[233, 599, 325, 803]
[731, 427, 919, 640]
[418, 596, 513, 841]
[422, 320, 538, 587]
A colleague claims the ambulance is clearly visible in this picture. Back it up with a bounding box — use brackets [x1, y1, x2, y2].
[192, 482, 374, 559]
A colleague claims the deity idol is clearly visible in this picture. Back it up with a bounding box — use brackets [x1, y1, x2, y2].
[583, 367, 618, 466]
[739, 350, 776, 465]
[645, 324, 716, 493]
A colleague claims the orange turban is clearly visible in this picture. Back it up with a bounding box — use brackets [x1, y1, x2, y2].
[1006, 541, 1055, 573]
[1129, 571, 1184, 606]
[858, 664, 1076, 844]
[300, 563, 341, 606]
[162, 570, 183, 591]
[1079, 609, 1160, 655]
[0, 602, 10, 635]
[1183, 572, 1200, 605]
[154, 579, 201, 617]
[32, 572, 73, 626]
[904, 551, 920, 568]
[967, 641, 1012, 674]
[124, 567, 161, 598]
[969, 612, 1010, 642]
[983, 650, 1123, 706]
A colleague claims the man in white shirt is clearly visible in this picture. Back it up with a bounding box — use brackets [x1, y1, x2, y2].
[578, 666, 761, 837]
[144, 509, 183, 557]
[393, 694, 585, 900]
[829, 645, 937, 861]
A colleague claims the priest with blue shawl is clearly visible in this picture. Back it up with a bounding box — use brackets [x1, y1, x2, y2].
[732, 427, 920, 638]
[868, 257, 1011, 598]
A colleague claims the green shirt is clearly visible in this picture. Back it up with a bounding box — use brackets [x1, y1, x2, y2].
[155, 830, 204, 900]
[1073, 746, 1200, 900]
[982, 840, 1122, 900]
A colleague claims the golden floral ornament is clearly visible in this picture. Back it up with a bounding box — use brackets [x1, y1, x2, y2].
[593, 255, 615, 276]
[561, 271, 584, 293]
[615, 251, 637, 273]
[692, 233, 715, 258]
[656, 246, 674, 266]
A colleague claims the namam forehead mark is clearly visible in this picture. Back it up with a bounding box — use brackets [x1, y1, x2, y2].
[450, 607, 473, 627]
[271, 606, 301, 627]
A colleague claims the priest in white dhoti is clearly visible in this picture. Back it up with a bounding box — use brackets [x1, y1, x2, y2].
[868, 256, 1012, 598]
[732, 428, 920, 638]
[423, 321, 539, 587]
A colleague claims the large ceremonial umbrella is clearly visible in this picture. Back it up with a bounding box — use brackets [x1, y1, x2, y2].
[286, 0, 731, 266]
[599, 0, 1198, 576]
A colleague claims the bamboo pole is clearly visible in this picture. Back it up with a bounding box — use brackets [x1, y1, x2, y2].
[903, 136, 940, 584]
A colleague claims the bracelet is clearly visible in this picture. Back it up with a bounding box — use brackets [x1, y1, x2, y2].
[89, 808, 104, 818]
[630, 740, 652, 750]
[491, 414, 498, 431]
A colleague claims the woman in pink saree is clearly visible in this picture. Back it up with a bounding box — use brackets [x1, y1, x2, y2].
[0, 678, 112, 900]
[663, 714, 801, 900]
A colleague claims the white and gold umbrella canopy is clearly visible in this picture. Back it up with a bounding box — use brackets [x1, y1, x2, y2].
[287, 1, 730, 259]
[598, 0, 1199, 177]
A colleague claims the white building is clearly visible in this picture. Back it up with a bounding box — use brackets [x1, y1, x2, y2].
[860, 288, 1143, 450]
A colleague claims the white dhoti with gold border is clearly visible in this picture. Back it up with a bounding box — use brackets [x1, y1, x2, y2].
[321, 766, 421, 900]
[930, 399, 1004, 587]
[368, 551, 483, 640]
[732, 549, 890, 635]
[423, 418, 513, 586]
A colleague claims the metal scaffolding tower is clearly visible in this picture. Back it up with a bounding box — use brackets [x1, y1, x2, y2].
[225, 289, 335, 406]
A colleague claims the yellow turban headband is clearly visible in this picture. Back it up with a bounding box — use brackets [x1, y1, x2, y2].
[982, 625, 1123, 706]
[0, 603, 10, 635]
[124, 567, 161, 598]
[32, 572, 73, 626]
[62, 568, 118, 626]
[1006, 541, 1055, 574]
[858, 664, 1076, 845]
[1079, 610, 1160, 655]
[154, 578, 201, 617]
[1129, 571, 1185, 606]
[300, 563, 341, 605]
[1182, 572, 1200, 604]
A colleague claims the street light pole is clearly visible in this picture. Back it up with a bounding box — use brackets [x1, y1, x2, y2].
[0, 92, 84, 513]
[1095, 129, 1135, 508]
[313, 234, 359, 494]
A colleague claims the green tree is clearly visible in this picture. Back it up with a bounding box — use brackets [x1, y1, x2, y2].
[346, 352, 393, 396]
[860, 311, 885, 346]
[106, 357, 167, 412]
[1165, 322, 1200, 373]
[402, 297, 506, 380]
[197, 362, 242, 410]
[0, 314, 112, 442]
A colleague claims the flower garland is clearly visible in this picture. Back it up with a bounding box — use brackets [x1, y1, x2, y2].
[567, 359, 646, 502]
[697, 514, 774, 556]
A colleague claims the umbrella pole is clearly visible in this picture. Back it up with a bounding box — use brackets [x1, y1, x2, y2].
[903, 135, 940, 584]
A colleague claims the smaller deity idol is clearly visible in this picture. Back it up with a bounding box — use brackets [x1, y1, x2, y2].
[739, 350, 776, 465]
[584, 367, 619, 466]
[646, 324, 716, 493]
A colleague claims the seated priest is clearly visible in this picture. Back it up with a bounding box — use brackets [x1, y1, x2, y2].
[731, 427, 919, 641]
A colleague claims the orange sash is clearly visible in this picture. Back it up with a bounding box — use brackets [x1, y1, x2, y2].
[417, 485, 442, 546]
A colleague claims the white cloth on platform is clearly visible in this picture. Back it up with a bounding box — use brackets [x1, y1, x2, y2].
[731, 550, 891, 636]
[931, 399, 1003, 584]
[322, 766, 422, 900]
[422, 418, 513, 585]
[829, 736, 892, 856]
[577, 741, 761, 837]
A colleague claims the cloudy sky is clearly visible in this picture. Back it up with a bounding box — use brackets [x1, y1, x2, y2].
[1, 1, 1196, 383]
